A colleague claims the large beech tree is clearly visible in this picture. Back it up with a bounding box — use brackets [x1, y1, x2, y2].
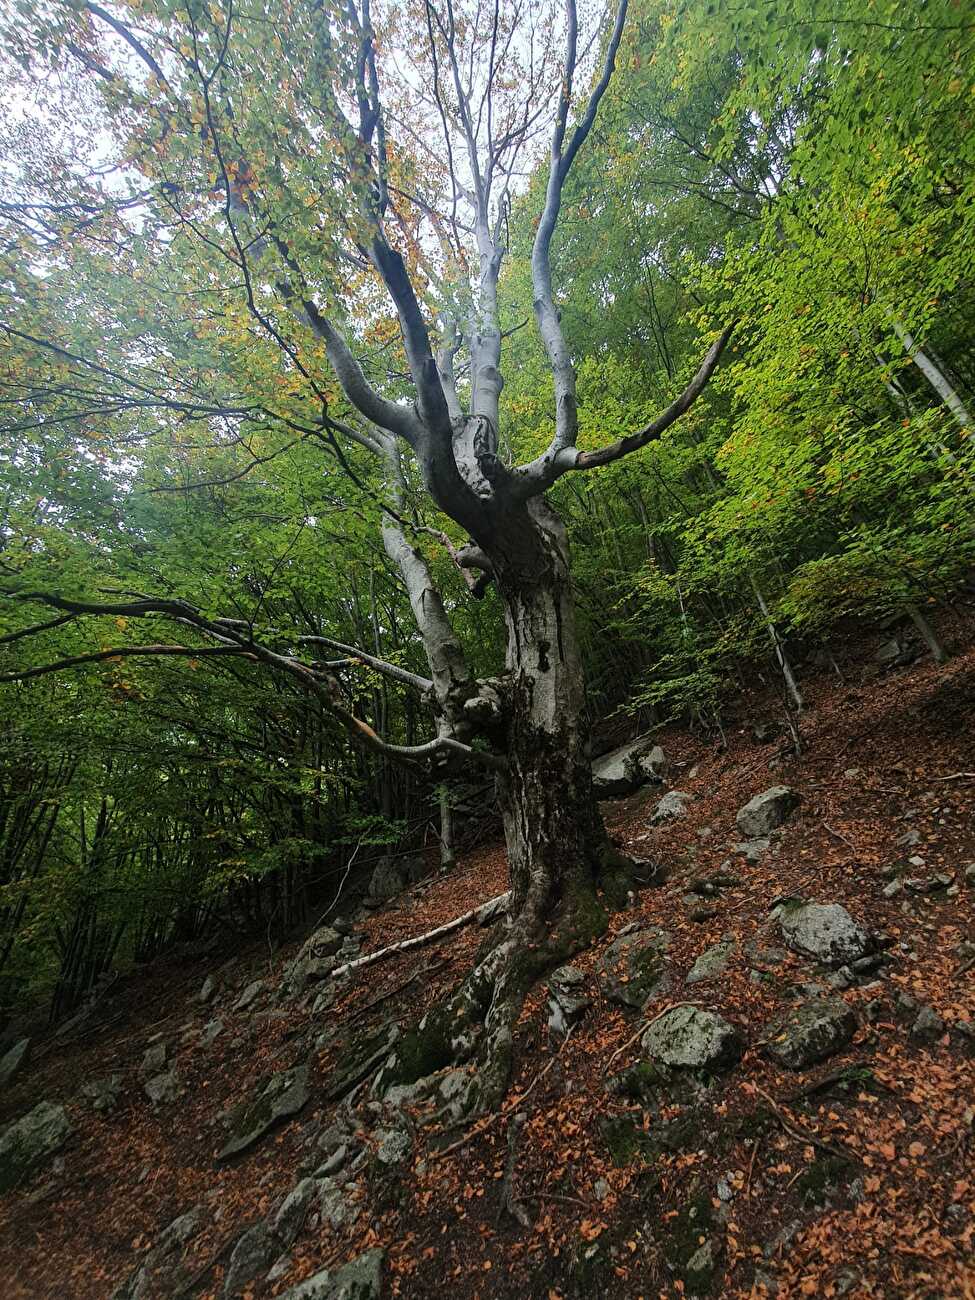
[0, 0, 729, 1110]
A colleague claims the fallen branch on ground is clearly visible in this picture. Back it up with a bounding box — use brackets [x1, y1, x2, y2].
[331, 892, 510, 980]
[753, 1084, 857, 1162]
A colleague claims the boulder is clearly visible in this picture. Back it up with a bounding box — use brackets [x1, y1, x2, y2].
[145, 1069, 179, 1105]
[224, 1223, 275, 1298]
[200, 1019, 224, 1049]
[81, 1074, 122, 1113]
[686, 940, 736, 986]
[198, 975, 219, 1004]
[0, 1101, 71, 1192]
[368, 856, 426, 904]
[140, 1042, 167, 1077]
[642, 1006, 743, 1070]
[111, 1207, 203, 1300]
[280, 930, 343, 1001]
[592, 736, 665, 797]
[276, 1248, 385, 1300]
[218, 1063, 311, 1160]
[650, 791, 691, 825]
[597, 927, 671, 1009]
[910, 1006, 944, 1045]
[234, 979, 265, 1011]
[736, 786, 799, 837]
[319, 1175, 357, 1230]
[546, 965, 592, 1035]
[272, 1177, 319, 1247]
[778, 902, 870, 966]
[0, 1038, 30, 1090]
[638, 745, 669, 782]
[762, 998, 857, 1069]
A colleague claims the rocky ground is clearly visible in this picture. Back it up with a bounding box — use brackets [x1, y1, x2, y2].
[1, 618, 974, 1299]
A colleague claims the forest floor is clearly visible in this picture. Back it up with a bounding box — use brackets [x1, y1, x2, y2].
[1, 614, 974, 1299]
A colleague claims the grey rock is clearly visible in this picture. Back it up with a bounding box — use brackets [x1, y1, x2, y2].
[875, 636, 920, 667]
[145, 1069, 179, 1105]
[272, 1177, 318, 1247]
[218, 1063, 311, 1160]
[736, 786, 799, 838]
[81, 1074, 122, 1113]
[224, 1223, 275, 1297]
[965, 864, 975, 887]
[596, 927, 671, 1009]
[547, 965, 592, 1034]
[593, 1177, 611, 1202]
[778, 901, 870, 965]
[716, 1175, 734, 1202]
[318, 1175, 356, 1231]
[686, 940, 735, 986]
[753, 1269, 780, 1296]
[882, 879, 903, 899]
[896, 829, 922, 848]
[642, 1005, 743, 1070]
[0, 1100, 71, 1192]
[157, 1206, 204, 1255]
[592, 736, 666, 797]
[110, 1208, 202, 1300]
[140, 1042, 167, 1077]
[198, 975, 218, 1004]
[374, 1127, 410, 1166]
[368, 856, 425, 903]
[650, 790, 691, 825]
[234, 979, 265, 1011]
[276, 1248, 385, 1300]
[733, 838, 771, 863]
[684, 1241, 715, 1288]
[268, 1255, 294, 1284]
[312, 986, 337, 1017]
[0, 1038, 30, 1089]
[200, 1019, 224, 1049]
[762, 998, 856, 1069]
[638, 745, 669, 782]
[910, 1006, 944, 1044]
[315, 1143, 349, 1177]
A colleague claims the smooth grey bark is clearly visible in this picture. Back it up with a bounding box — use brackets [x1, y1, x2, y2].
[891, 317, 972, 429]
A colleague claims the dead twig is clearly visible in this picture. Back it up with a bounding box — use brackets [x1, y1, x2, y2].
[356, 960, 448, 1016]
[822, 821, 857, 851]
[753, 1085, 857, 1163]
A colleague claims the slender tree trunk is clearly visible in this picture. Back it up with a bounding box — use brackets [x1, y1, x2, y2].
[891, 317, 972, 428]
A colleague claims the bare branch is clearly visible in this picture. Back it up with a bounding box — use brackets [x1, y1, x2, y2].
[512, 324, 734, 492]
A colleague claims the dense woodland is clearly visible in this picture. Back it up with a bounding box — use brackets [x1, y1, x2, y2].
[0, 2, 974, 1294]
[1, 0, 972, 1025]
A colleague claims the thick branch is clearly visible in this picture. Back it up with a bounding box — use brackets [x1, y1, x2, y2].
[297, 635, 434, 694]
[0, 644, 244, 683]
[330, 890, 511, 979]
[513, 324, 734, 493]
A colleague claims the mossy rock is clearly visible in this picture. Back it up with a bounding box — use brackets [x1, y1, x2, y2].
[217, 1063, 310, 1161]
[597, 927, 672, 1009]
